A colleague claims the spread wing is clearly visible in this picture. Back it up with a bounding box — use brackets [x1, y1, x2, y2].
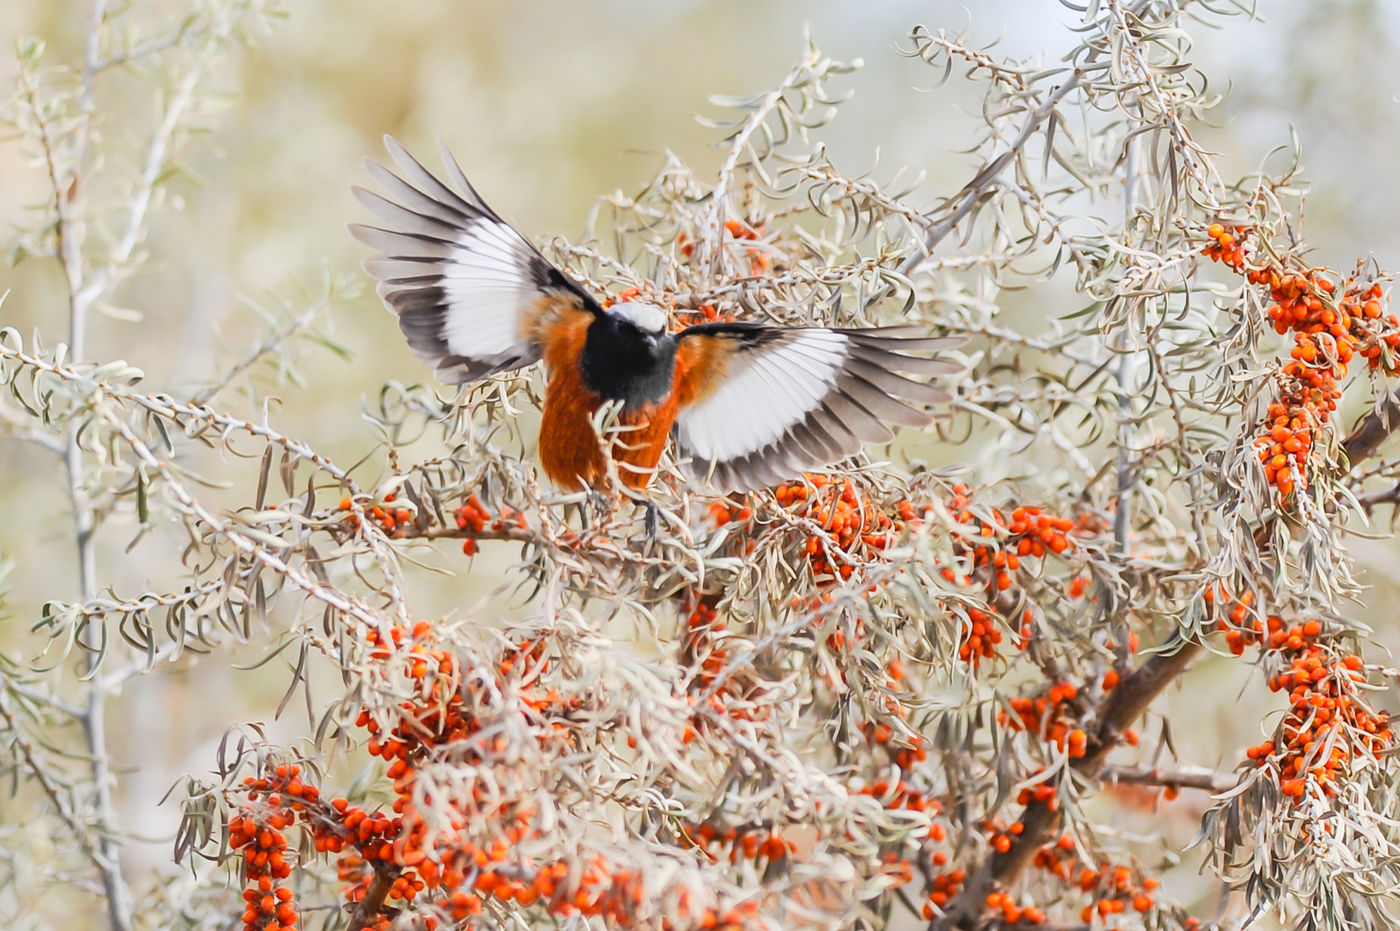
[349, 136, 600, 384]
[672, 323, 964, 491]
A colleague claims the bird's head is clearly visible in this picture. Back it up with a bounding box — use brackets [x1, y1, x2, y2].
[608, 301, 669, 349]
[581, 300, 677, 406]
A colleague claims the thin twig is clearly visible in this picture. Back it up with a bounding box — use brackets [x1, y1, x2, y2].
[73, 67, 200, 315]
[701, 43, 822, 277]
[1103, 763, 1233, 794]
[0, 694, 111, 876]
[192, 300, 332, 405]
[901, 0, 1155, 279]
[0, 404, 66, 455]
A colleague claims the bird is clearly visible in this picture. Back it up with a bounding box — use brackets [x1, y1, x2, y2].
[349, 137, 964, 495]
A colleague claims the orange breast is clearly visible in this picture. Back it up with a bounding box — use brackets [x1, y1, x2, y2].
[538, 310, 678, 491]
[611, 394, 678, 490]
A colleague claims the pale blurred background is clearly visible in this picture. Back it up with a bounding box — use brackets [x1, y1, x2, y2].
[1, 0, 1398, 924]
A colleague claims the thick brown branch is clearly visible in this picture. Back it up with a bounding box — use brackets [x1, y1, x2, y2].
[934, 637, 1203, 930]
[1355, 482, 1400, 515]
[935, 379, 1400, 928]
[345, 863, 399, 931]
[1343, 386, 1400, 466]
[1085, 638, 1201, 774]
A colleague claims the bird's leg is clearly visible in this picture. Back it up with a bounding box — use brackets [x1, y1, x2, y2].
[624, 493, 660, 543]
[582, 487, 611, 530]
[643, 501, 660, 541]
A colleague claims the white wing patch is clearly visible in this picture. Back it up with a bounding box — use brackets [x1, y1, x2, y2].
[350, 137, 595, 384]
[439, 221, 538, 357]
[672, 325, 963, 491]
[676, 329, 847, 462]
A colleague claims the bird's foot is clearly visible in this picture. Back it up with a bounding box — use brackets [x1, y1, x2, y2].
[582, 488, 613, 530]
[622, 493, 661, 546]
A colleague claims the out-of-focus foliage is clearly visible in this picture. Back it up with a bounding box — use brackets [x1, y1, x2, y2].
[3, 2, 1400, 931]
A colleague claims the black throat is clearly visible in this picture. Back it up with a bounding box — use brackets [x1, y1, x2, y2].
[579, 314, 677, 409]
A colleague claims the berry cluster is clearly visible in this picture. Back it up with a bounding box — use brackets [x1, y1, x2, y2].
[1073, 864, 1160, 923]
[706, 475, 938, 590]
[916, 825, 1178, 927]
[227, 620, 770, 930]
[1206, 587, 1256, 656]
[982, 890, 1048, 926]
[1028, 837, 1173, 924]
[985, 817, 1030, 855]
[604, 286, 643, 306]
[725, 219, 772, 276]
[774, 475, 902, 582]
[1200, 223, 1249, 272]
[1201, 223, 1398, 502]
[673, 595, 769, 743]
[338, 493, 415, 538]
[230, 765, 316, 931]
[942, 486, 1081, 665]
[858, 776, 942, 837]
[689, 823, 793, 865]
[706, 501, 753, 529]
[452, 495, 526, 556]
[1016, 768, 1062, 811]
[707, 480, 1087, 668]
[337, 490, 529, 555]
[999, 674, 1139, 764]
[352, 630, 598, 919]
[922, 869, 966, 917]
[673, 302, 727, 327]
[865, 702, 929, 772]
[1030, 834, 1079, 882]
[1221, 614, 1392, 801]
[998, 682, 1088, 759]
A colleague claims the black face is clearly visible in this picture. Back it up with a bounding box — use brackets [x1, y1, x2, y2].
[580, 314, 677, 409]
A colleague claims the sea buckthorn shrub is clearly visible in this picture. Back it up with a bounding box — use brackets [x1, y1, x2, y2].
[4, 4, 1400, 931]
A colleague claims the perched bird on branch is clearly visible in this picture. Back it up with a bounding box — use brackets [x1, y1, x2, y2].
[350, 137, 963, 494]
